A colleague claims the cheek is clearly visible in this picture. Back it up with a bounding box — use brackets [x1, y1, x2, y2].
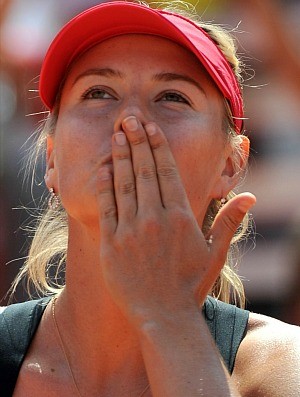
[53, 111, 113, 194]
[178, 154, 219, 223]
[55, 109, 113, 159]
[166, 124, 220, 184]
[173, 143, 215, 196]
[166, 129, 224, 220]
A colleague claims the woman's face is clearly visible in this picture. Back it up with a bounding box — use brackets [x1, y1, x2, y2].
[46, 35, 238, 230]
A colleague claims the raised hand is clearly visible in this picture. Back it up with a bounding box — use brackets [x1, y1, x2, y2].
[97, 115, 255, 326]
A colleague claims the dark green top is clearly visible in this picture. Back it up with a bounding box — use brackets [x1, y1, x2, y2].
[0, 296, 248, 396]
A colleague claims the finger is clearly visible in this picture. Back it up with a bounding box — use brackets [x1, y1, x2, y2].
[144, 122, 189, 209]
[208, 192, 256, 264]
[122, 116, 162, 212]
[112, 131, 137, 222]
[97, 166, 117, 238]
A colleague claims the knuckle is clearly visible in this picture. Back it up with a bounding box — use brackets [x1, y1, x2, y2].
[221, 215, 238, 234]
[101, 205, 117, 219]
[113, 151, 131, 161]
[169, 208, 192, 227]
[136, 164, 156, 180]
[142, 216, 161, 234]
[151, 139, 167, 150]
[118, 181, 136, 195]
[131, 134, 147, 145]
[157, 163, 177, 178]
[117, 230, 135, 247]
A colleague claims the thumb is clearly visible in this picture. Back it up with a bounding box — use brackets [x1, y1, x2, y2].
[208, 192, 256, 263]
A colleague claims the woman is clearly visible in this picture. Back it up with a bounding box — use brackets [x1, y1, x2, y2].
[1, 2, 299, 396]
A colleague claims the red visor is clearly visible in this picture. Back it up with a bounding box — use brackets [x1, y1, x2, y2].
[39, 1, 244, 133]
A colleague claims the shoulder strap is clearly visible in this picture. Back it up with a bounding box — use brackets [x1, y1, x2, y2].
[203, 296, 249, 374]
[0, 297, 51, 396]
[0, 296, 246, 393]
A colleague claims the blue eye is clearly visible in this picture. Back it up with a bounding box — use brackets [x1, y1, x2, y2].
[82, 87, 114, 100]
[160, 92, 190, 104]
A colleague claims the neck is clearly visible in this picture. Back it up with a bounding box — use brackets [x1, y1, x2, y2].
[54, 219, 148, 393]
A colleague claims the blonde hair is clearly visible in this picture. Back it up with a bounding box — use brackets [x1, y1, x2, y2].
[11, 2, 251, 308]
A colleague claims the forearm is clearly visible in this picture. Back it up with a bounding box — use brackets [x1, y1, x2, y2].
[138, 309, 240, 397]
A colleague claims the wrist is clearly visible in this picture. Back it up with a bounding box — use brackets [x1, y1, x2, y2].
[136, 305, 203, 342]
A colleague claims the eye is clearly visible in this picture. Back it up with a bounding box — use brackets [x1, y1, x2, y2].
[159, 91, 190, 105]
[81, 86, 115, 100]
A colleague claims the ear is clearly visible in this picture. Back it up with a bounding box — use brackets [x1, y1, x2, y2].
[211, 135, 250, 199]
[44, 135, 58, 191]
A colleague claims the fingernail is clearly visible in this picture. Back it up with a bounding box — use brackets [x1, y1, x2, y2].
[145, 123, 156, 136]
[123, 116, 138, 131]
[114, 132, 127, 145]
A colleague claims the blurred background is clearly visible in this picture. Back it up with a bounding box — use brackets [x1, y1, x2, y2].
[1, 0, 299, 324]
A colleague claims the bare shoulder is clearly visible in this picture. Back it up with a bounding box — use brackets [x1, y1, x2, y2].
[247, 311, 300, 338]
[232, 312, 300, 397]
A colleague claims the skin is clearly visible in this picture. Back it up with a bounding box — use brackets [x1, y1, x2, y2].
[13, 35, 300, 396]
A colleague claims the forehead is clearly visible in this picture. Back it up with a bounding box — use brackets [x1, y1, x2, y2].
[65, 34, 215, 84]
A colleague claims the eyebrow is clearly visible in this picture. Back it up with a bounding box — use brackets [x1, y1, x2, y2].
[72, 68, 125, 86]
[72, 68, 205, 95]
[152, 72, 206, 95]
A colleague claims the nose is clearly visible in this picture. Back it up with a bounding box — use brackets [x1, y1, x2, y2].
[113, 97, 151, 133]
